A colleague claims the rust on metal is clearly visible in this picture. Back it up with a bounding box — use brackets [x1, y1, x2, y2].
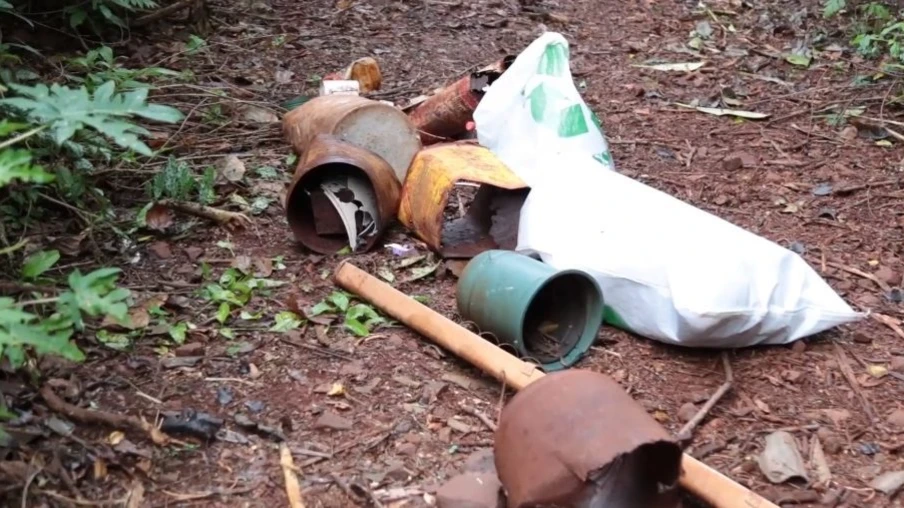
[408, 56, 514, 145]
[494, 370, 683, 508]
[282, 95, 421, 182]
[397, 142, 528, 259]
[285, 134, 400, 254]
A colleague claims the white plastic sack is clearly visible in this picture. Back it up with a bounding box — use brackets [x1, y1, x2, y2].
[473, 32, 864, 347]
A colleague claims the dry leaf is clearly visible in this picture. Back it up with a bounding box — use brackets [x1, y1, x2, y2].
[239, 105, 279, 124]
[218, 155, 246, 183]
[146, 203, 174, 231]
[633, 62, 705, 72]
[232, 255, 253, 273]
[327, 383, 346, 396]
[108, 430, 125, 445]
[345, 57, 382, 92]
[681, 104, 770, 119]
[253, 257, 273, 277]
[867, 365, 888, 378]
[93, 458, 108, 480]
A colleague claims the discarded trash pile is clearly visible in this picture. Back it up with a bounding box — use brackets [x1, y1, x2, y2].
[281, 31, 868, 508]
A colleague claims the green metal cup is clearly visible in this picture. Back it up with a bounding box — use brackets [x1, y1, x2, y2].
[456, 250, 605, 371]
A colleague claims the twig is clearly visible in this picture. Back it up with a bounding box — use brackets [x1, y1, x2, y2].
[39, 385, 171, 445]
[132, 0, 195, 26]
[825, 262, 891, 293]
[157, 199, 252, 230]
[833, 343, 877, 424]
[677, 352, 733, 442]
[280, 444, 306, 508]
[21, 464, 41, 508]
[329, 473, 359, 502]
[37, 490, 129, 506]
[349, 482, 385, 508]
[872, 313, 904, 341]
[462, 407, 497, 432]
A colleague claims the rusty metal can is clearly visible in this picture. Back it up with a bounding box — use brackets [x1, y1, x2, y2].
[495, 369, 683, 508]
[285, 134, 400, 254]
[282, 95, 421, 182]
[408, 56, 513, 145]
[397, 142, 528, 258]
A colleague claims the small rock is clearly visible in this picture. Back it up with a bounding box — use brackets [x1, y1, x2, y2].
[161, 409, 223, 440]
[887, 408, 904, 428]
[875, 266, 898, 285]
[722, 151, 757, 171]
[216, 387, 233, 406]
[436, 472, 503, 508]
[890, 356, 904, 373]
[822, 408, 851, 426]
[677, 402, 698, 422]
[870, 470, 904, 495]
[852, 333, 872, 344]
[288, 369, 308, 384]
[315, 411, 353, 431]
[464, 448, 496, 475]
[859, 442, 881, 455]
[175, 343, 205, 357]
[183, 246, 204, 262]
[790, 340, 806, 353]
[245, 400, 265, 414]
[397, 443, 417, 456]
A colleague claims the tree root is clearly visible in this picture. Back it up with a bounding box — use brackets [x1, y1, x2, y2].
[158, 199, 252, 231]
[39, 386, 171, 445]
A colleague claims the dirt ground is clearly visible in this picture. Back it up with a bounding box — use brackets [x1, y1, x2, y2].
[3, 0, 904, 506]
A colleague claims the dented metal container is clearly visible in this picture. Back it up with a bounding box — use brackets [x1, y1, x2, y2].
[398, 142, 528, 258]
[282, 95, 421, 182]
[495, 370, 683, 508]
[408, 56, 513, 145]
[457, 250, 604, 371]
[285, 134, 400, 254]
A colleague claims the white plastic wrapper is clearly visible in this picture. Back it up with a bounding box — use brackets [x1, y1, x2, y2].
[473, 32, 864, 347]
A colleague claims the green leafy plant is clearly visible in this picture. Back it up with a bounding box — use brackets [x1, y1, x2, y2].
[67, 46, 181, 91]
[310, 291, 387, 337]
[824, 1, 904, 63]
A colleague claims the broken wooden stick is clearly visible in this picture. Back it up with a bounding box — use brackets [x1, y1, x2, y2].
[833, 343, 878, 424]
[157, 199, 252, 230]
[333, 261, 780, 508]
[678, 352, 733, 442]
[280, 443, 306, 508]
[39, 385, 171, 445]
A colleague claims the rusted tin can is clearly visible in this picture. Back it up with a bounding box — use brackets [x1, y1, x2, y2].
[457, 250, 604, 371]
[495, 370, 683, 508]
[408, 56, 513, 145]
[285, 134, 400, 254]
[397, 142, 528, 258]
[282, 95, 421, 182]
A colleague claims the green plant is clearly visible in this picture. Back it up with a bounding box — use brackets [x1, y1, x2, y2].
[148, 157, 217, 203]
[67, 46, 181, 91]
[310, 291, 387, 337]
[824, 1, 904, 63]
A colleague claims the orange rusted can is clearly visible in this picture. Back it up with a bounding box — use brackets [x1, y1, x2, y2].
[398, 142, 528, 258]
[282, 95, 421, 182]
[408, 56, 513, 145]
[495, 370, 683, 508]
[285, 134, 400, 255]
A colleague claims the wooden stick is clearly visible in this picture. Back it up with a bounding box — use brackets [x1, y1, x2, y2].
[833, 343, 878, 424]
[333, 261, 779, 508]
[677, 352, 733, 441]
[280, 444, 306, 508]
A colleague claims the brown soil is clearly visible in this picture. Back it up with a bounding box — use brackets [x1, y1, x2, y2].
[3, 0, 904, 506]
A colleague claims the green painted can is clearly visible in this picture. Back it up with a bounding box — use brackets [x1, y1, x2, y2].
[456, 250, 605, 371]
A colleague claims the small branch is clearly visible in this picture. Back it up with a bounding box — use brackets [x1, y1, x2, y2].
[0, 239, 28, 256]
[157, 199, 252, 230]
[462, 406, 497, 432]
[0, 126, 47, 150]
[833, 343, 877, 424]
[677, 352, 733, 442]
[132, 0, 195, 26]
[280, 444, 306, 508]
[39, 385, 171, 445]
[825, 261, 892, 293]
[872, 313, 904, 341]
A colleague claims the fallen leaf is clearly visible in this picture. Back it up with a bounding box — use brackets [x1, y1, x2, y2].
[679, 104, 770, 119]
[149, 241, 173, 259]
[633, 62, 705, 72]
[252, 257, 273, 277]
[784, 53, 812, 67]
[327, 383, 346, 397]
[759, 431, 809, 483]
[867, 365, 888, 378]
[146, 203, 174, 231]
[377, 265, 395, 282]
[274, 69, 294, 84]
[239, 105, 279, 124]
[218, 155, 246, 183]
[108, 431, 125, 445]
[232, 255, 252, 273]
